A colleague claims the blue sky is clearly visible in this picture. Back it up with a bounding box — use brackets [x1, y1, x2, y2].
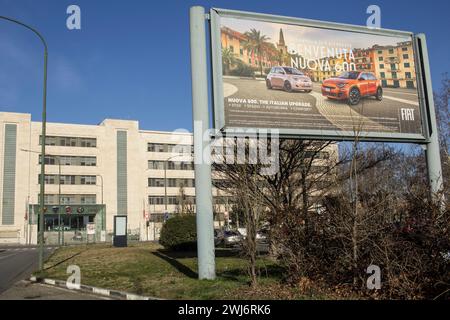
[1, 0, 449, 131]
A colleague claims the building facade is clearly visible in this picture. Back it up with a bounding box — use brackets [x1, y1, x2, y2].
[0, 112, 338, 245]
[0, 112, 233, 244]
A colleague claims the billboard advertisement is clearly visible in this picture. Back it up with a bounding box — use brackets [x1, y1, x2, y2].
[210, 9, 428, 142]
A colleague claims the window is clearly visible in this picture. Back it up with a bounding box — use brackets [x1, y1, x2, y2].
[148, 160, 165, 170]
[388, 49, 394, 54]
[60, 195, 75, 204]
[147, 143, 165, 152]
[148, 178, 165, 187]
[229, 45, 234, 53]
[378, 57, 383, 62]
[392, 72, 398, 79]
[149, 196, 165, 205]
[404, 63, 411, 68]
[378, 50, 382, 54]
[40, 155, 96, 166]
[379, 64, 384, 69]
[403, 54, 409, 59]
[40, 136, 96, 148]
[380, 72, 386, 78]
[391, 64, 397, 71]
[60, 175, 76, 185]
[42, 194, 97, 205]
[80, 176, 96, 185]
[81, 195, 96, 204]
[402, 47, 408, 51]
[147, 143, 192, 153]
[239, 48, 243, 56]
[405, 72, 412, 79]
[168, 178, 177, 187]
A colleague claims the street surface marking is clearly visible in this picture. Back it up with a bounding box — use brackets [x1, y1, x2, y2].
[383, 95, 419, 106]
[310, 92, 392, 132]
[223, 82, 238, 98]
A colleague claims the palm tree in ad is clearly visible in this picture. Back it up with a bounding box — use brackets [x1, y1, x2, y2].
[243, 29, 270, 77]
[222, 47, 237, 75]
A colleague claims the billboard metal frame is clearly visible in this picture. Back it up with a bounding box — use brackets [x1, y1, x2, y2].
[210, 8, 431, 144]
[190, 6, 443, 281]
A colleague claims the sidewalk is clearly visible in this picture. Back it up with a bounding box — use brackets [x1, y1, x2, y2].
[0, 280, 111, 300]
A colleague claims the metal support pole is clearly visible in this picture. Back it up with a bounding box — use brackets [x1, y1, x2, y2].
[190, 6, 216, 280]
[164, 160, 168, 211]
[417, 34, 444, 201]
[58, 157, 61, 245]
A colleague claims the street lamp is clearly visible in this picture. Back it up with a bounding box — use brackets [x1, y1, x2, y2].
[96, 174, 105, 240]
[1, 16, 48, 272]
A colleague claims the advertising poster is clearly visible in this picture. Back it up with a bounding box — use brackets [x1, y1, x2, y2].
[218, 15, 424, 137]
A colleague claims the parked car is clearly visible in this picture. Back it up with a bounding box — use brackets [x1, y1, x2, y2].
[214, 229, 224, 246]
[266, 66, 313, 93]
[321, 71, 383, 105]
[223, 230, 244, 247]
[214, 229, 243, 247]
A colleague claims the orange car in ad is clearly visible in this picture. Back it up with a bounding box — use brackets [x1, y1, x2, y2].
[321, 71, 383, 105]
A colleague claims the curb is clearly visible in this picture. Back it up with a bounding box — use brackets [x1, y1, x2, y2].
[29, 276, 163, 300]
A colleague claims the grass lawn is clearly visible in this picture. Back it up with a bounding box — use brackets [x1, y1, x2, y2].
[37, 242, 310, 300]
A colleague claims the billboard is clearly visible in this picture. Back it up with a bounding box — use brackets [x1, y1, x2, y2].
[210, 9, 429, 142]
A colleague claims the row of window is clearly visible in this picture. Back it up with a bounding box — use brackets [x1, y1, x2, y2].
[148, 178, 195, 188]
[379, 72, 412, 80]
[377, 47, 409, 55]
[39, 175, 97, 185]
[41, 194, 97, 205]
[147, 143, 193, 153]
[148, 195, 233, 206]
[379, 63, 411, 69]
[148, 196, 196, 205]
[41, 136, 97, 148]
[148, 160, 194, 171]
[40, 155, 97, 167]
[378, 54, 409, 62]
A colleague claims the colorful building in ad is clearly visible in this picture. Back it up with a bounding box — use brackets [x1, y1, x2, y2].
[372, 41, 416, 89]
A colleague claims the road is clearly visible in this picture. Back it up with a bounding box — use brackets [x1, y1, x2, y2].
[223, 78, 423, 135]
[0, 246, 54, 294]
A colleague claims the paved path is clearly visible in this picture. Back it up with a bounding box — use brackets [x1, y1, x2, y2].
[0, 280, 109, 300]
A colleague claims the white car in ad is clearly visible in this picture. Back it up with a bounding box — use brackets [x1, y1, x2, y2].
[266, 66, 313, 93]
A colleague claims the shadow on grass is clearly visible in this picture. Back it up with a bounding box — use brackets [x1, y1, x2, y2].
[151, 251, 198, 279]
[44, 251, 83, 271]
[157, 248, 240, 259]
[152, 248, 285, 284]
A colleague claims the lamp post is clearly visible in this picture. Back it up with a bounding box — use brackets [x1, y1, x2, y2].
[57, 156, 63, 246]
[96, 174, 105, 240]
[1, 16, 48, 272]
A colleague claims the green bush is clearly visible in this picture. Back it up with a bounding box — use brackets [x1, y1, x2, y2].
[229, 60, 256, 78]
[159, 215, 197, 251]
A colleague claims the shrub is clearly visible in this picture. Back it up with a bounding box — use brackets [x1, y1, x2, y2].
[229, 60, 256, 78]
[159, 215, 197, 251]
